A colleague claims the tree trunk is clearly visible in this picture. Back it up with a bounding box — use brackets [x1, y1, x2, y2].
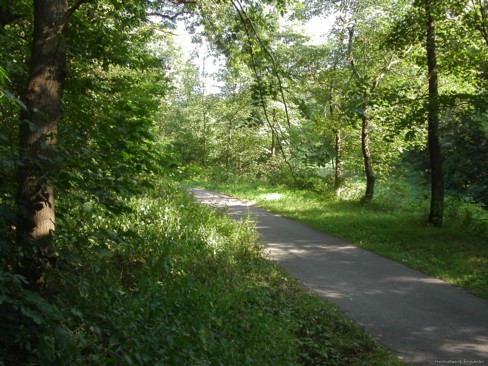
[347, 27, 375, 202]
[16, 0, 68, 287]
[334, 129, 342, 193]
[425, 0, 444, 226]
[271, 109, 276, 158]
[226, 118, 232, 170]
[361, 115, 375, 202]
[201, 55, 207, 167]
[271, 129, 276, 157]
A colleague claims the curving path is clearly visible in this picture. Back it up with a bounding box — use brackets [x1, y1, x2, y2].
[190, 188, 488, 366]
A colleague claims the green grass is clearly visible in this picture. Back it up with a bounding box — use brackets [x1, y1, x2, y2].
[200, 181, 488, 302]
[1, 180, 402, 365]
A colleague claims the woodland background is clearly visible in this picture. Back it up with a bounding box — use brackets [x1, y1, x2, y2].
[1, 0, 487, 364]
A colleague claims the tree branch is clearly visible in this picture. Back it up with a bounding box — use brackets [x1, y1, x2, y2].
[371, 45, 412, 93]
[474, 0, 488, 47]
[66, 0, 89, 20]
[229, 0, 298, 183]
[233, 0, 293, 130]
[167, 0, 197, 4]
[347, 26, 361, 80]
[147, 10, 191, 21]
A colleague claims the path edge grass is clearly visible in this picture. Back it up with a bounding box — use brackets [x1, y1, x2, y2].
[196, 181, 488, 302]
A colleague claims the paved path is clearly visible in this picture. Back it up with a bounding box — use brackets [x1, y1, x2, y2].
[190, 188, 488, 366]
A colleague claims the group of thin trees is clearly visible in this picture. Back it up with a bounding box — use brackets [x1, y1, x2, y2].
[164, 0, 488, 226]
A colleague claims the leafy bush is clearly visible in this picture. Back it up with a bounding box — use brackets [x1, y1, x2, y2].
[50, 182, 296, 364]
[444, 196, 488, 234]
[1, 180, 399, 365]
[0, 270, 73, 365]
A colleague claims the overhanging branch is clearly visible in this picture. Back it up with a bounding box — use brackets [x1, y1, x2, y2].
[66, 0, 89, 21]
[230, 0, 298, 183]
[147, 10, 191, 21]
[233, 0, 292, 130]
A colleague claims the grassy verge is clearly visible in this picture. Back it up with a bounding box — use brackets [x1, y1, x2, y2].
[200, 182, 488, 302]
[1, 180, 401, 365]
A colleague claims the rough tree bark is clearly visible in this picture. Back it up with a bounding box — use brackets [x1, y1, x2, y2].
[425, 0, 444, 226]
[16, 0, 72, 287]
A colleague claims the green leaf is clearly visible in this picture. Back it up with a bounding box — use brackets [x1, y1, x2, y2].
[20, 306, 43, 325]
[2, 89, 27, 110]
[123, 354, 134, 365]
[0, 66, 7, 86]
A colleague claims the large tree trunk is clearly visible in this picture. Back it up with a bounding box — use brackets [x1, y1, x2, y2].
[425, 0, 444, 226]
[16, 0, 68, 287]
[361, 115, 375, 202]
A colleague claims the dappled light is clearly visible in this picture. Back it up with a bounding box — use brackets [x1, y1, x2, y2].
[2, 0, 488, 364]
[259, 192, 283, 200]
[193, 188, 488, 365]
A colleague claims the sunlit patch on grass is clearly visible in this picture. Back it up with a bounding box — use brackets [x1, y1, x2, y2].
[468, 257, 488, 267]
[205, 181, 488, 301]
[260, 193, 283, 201]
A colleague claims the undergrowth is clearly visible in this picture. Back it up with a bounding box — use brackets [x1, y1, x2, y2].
[0, 180, 401, 365]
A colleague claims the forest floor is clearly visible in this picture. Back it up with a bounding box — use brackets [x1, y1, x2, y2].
[191, 187, 488, 366]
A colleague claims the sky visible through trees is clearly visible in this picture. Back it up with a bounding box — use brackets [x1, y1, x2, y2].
[60, 0, 488, 224]
[176, 14, 334, 93]
[1, 1, 488, 362]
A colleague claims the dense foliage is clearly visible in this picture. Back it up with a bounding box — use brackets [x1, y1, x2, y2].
[163, 0, 488, 214]
[1, 0, 487, 363]
[2, 180, 402, 365]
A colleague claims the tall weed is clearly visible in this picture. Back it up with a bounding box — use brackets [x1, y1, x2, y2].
[1, 180, 400, 365]
[48, 182, 296, 364]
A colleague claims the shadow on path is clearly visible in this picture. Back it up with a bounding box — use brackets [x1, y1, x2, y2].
[190, 188, 488, 365]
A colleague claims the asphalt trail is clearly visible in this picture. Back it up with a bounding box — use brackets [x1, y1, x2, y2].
[190, 188, 488, 365]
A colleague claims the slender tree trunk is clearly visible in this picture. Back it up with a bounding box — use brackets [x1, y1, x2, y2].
[201, 54, 207, 167]
[361, 114, 375, 202]
[271, 129, 276, 157]
[348, 27, 375, 202]
[16, 0, 68, 287]
[226, 118, 232, 170]
[334, 129, 342, 192]
[425, 0, 444, 226]
[202, 117, 207, 166]
[271, 109, 276, 157]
